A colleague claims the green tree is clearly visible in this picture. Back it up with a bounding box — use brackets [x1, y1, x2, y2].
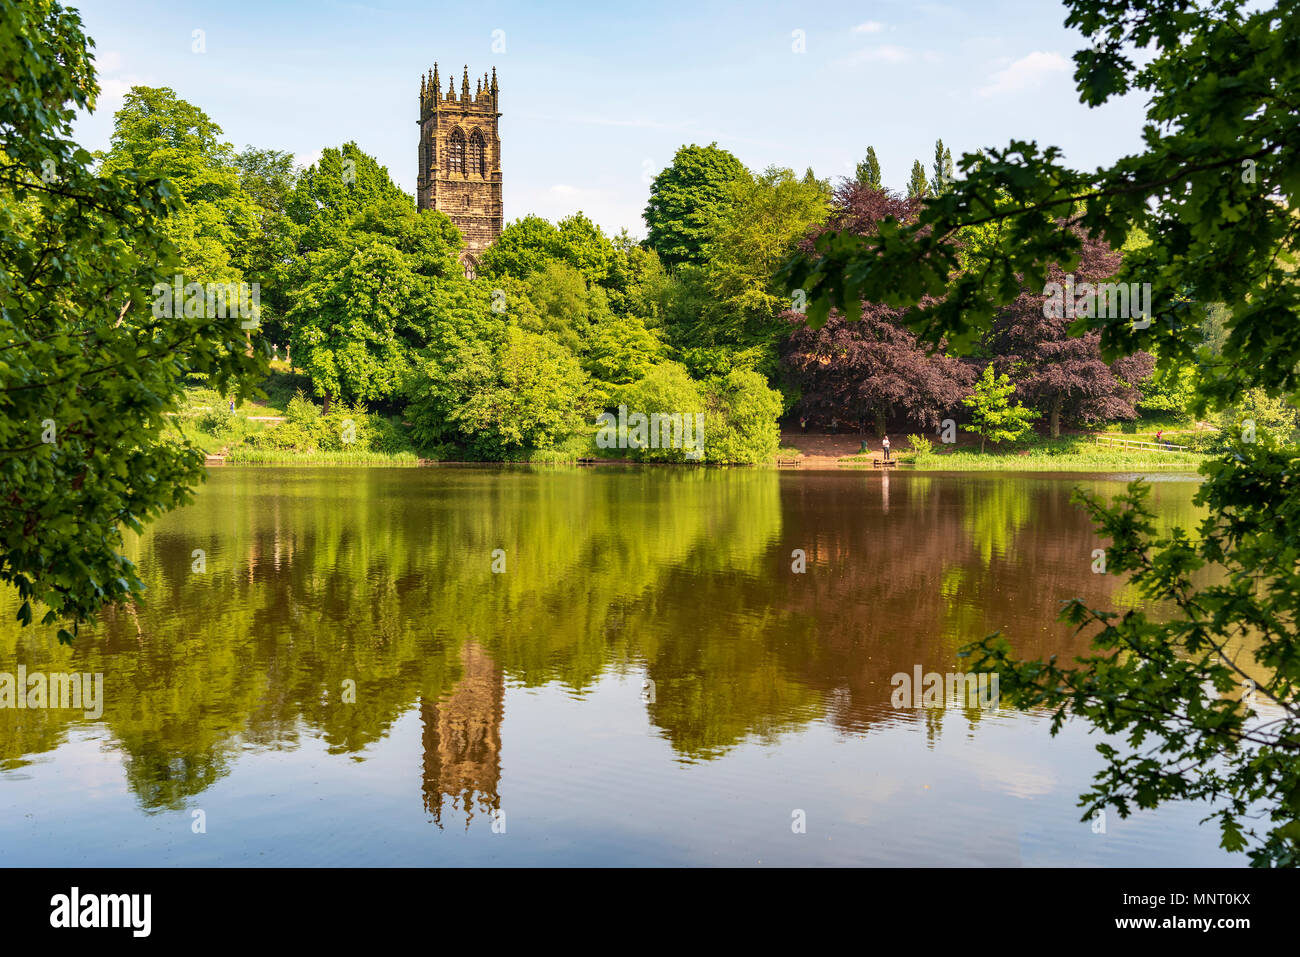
[644, 143, 747, 269]
[478, 214, 562, 279]
[906, 159, 928, 199]
[278, 144, 465, 408]
[556, 211, 615, 285]
[605, 229, 670, 321]
[693, 165, 830, 352]
[235, 146, 297, 343]
[613, 363, 707, 463]
[285, 143, 408, 254]
[781, 0, 1300, 865]
[346, 198, 463, 279]
[99, 86, 262, 288]
[477, 211, 616, 287]
[855, 146, 882, 189]
[1136, 362, 1197, 420]
[287, 242, 433, 409]
[1205, 388, 1300, 451]
[584, 314, 669, 400]
[960, 363, 1038, 452]
[705, 369, 784, 464]
[407, 324, 594, 458]
[235, 146, 297, 218]
[0, 0, 264, 636]
[515, 261, 615, 356]
[930, 139, 954, 195]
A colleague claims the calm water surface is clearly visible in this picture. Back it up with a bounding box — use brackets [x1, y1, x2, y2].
[0, 467, 1239, 866]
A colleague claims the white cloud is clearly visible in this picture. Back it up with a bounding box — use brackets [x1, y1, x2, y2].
[977, 50, 1071, 97]
[845, 44, 912, 64]
[96, 75, 151, 114]
[852, 20, 884, 34]
[512, 183, 634, 235]
[520, 113, 676, 130]
[295, 149, 324, 169]
[86, 51, 150, 115]
[93, 50, 123, 73]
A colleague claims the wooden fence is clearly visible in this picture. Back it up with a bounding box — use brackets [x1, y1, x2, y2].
[1094, 435, 1191, 453]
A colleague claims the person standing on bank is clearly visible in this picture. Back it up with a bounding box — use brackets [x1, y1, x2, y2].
[882, 435, 891, 461]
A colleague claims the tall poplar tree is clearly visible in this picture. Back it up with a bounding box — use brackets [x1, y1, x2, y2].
[930, 139, 955, 194]
[906, 160, 928, 199]
[855, 146, 882, 189]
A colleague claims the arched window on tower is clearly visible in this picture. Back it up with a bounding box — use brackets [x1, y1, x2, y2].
[469, 129, 486, 176]
[447, 129, 466, 175]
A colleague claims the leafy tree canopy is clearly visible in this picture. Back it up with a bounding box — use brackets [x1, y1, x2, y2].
[99, 86, 261, 285]
[855, 146, 882, 190]
[961, 363, 1038, 451]
[644, 142, 748, 269]
[693, 165, 830, 351]
[906, 159, 928, 199]
[0, 0, 264, 637]
[285, 142, 409, 254]
[407, 324, 594, 458]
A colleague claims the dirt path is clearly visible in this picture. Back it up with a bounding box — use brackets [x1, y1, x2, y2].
[781, 430, 887, 469]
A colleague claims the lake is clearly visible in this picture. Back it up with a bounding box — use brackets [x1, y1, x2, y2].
[0, 466, 1239, 866]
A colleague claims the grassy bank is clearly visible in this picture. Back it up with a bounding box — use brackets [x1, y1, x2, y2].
[182, 371, 1208, 472]
[903, 449, 1205, 471]
[223, 449, 420, 466]
[898, 434, 1206, 471]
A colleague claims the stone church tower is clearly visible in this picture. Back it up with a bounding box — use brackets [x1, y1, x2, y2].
[417, 64, 503, 277]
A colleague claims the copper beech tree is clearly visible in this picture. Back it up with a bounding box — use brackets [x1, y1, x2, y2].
[781, 184, 973, 435]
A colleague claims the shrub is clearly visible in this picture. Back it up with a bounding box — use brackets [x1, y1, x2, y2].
[907, 434, 933, 460]
[703, 368, 782, 465]
[285, 390, 322, 427]
[237, 394, 415, 457]
[611, 361, 707, 463]
[244, 420, 318, 452]
[405, 326, 596, 459]
[195, 406, 239, 437]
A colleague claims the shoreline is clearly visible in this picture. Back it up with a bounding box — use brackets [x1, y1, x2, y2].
[203, 454, 1204, 474]
[200, 427, 1208, 473]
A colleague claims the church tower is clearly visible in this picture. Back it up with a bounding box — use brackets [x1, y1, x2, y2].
[417, 63, 503, 277]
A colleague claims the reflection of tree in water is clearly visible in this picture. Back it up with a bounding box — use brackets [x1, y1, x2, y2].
[121, 741, 232, 813]
[420, 641, 503, 828]
[964, 479, 1032, 567]
[755, 473, 1206, 743]
[0, 468, 1208, 808]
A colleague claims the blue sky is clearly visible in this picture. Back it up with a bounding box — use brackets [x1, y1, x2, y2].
[71, 0, 1149, 237]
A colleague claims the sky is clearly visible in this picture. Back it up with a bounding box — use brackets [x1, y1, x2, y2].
[70, 0, 1151, 238]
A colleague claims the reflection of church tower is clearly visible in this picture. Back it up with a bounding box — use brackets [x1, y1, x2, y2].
[420, 641, 504, 827]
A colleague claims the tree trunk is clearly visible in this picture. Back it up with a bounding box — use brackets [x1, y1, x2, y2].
[1050, 393, 1062, 438]
[322, 392, 332, 415]
[875, 408, 886, 437]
